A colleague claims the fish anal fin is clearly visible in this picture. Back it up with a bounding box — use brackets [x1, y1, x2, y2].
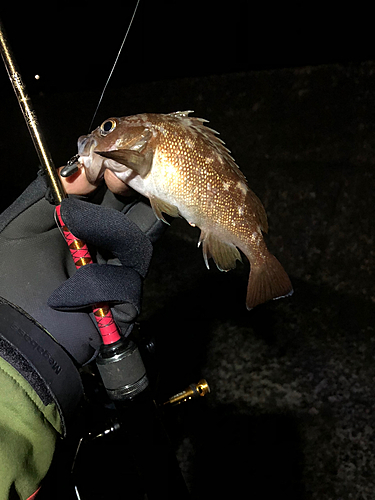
[246, 253, 293, 310]
[199, 231, 242, 271]
[149, 196, 179, 224]
[95, 149, 153, 178]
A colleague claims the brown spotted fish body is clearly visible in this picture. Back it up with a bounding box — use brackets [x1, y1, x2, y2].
[77, 111, 293, 309]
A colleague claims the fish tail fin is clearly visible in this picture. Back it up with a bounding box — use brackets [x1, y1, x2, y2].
[246, 252, 293, 310]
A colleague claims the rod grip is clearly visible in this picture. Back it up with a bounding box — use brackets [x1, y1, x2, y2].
[55, 204, 121, 345]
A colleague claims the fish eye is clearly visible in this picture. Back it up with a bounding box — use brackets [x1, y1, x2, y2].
[100, 119, 117, 136]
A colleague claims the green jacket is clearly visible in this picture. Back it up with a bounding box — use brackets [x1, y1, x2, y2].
[0, 356, 61, 499]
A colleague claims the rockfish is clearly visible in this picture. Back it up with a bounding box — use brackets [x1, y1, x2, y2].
[71, 111, 293, 309]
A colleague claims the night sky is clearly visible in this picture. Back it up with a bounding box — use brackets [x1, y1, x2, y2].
[1, 1, 373, 96]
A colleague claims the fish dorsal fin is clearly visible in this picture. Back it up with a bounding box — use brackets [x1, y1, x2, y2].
[168, 110, 195, 118]
[168, 111, 248, 185]
[167, 111, 268, 233]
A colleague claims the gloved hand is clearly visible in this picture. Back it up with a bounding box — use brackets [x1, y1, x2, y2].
[48, 197, 153, 334]
[0, 171, 165, 499]
[0, 172, 163, 365]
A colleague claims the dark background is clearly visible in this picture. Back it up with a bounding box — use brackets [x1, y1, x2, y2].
[1, 2, 375, 499]
[1, 1, 374, 209]
[2, 0, 373, 95]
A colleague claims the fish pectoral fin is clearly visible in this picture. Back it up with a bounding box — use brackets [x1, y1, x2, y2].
[149, 196, 180, 224]
[95, 149, 152, 178]
[199, 231, 242, 271]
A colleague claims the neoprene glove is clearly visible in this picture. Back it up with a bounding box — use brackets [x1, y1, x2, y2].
[48, 197, 152, 324]
[0, 172, 164, 499]
[0, 172, 163, 366]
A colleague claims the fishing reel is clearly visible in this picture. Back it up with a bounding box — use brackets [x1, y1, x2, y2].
[96, 337, 149, 400]
[66, 329, 210, 499]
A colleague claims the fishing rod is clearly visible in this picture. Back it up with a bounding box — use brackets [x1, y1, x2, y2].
[0, 11, 208, 498]
[0, 20, 121, 346]
[0, 20, 65, 205]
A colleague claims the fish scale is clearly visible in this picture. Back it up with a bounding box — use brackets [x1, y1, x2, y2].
[75, 111, 293, 309]
[155, 118, 241, 225]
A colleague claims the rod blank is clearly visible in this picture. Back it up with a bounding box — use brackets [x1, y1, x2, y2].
[0, 19, 66, 204]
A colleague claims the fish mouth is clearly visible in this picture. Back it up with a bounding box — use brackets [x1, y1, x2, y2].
[78, 134, 98, 157]
[60, 135, 99, 178]
[61, 134, 106, 184]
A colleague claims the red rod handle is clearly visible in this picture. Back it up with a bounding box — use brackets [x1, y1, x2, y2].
[55, 204, 121, 345]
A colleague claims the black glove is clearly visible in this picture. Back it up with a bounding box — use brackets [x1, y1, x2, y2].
[0, 172, 165, 431]
[48, 197, 153, 330]
[0, 173, 163, 364]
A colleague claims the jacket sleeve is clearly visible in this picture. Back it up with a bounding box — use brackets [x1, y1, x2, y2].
[0, 356, 61, 500]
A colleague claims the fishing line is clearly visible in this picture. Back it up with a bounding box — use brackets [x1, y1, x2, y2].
[88, 0, 141, 132]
